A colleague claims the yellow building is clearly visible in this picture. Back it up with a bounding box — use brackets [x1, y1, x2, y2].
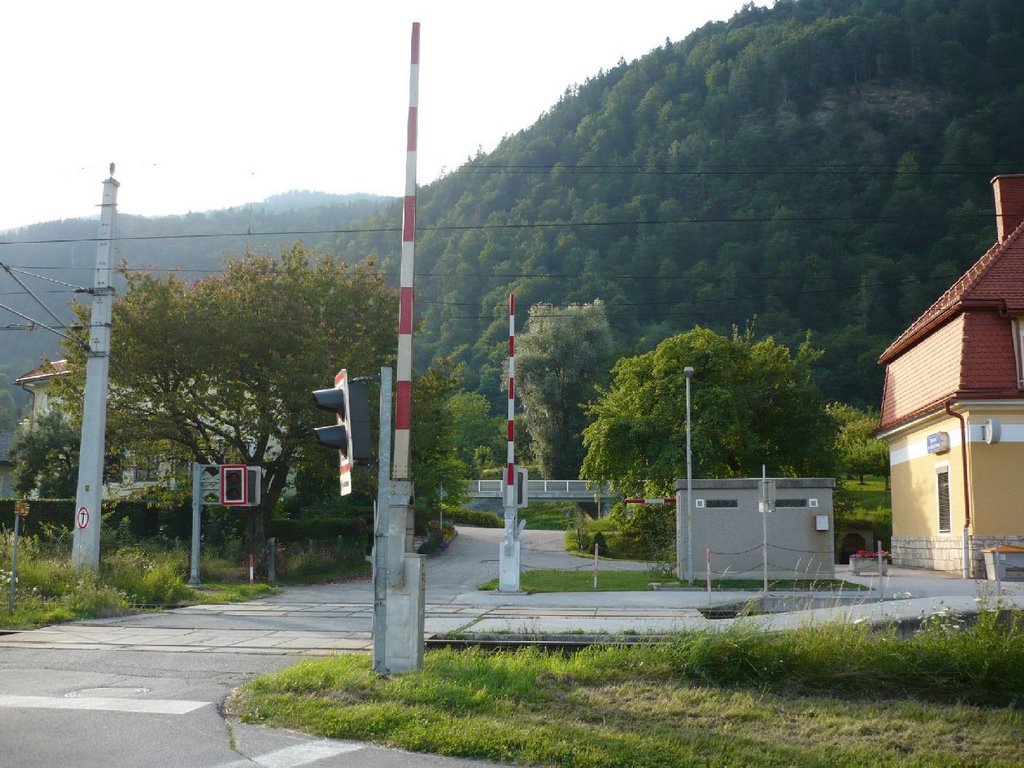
[878, 175, 1024, 576]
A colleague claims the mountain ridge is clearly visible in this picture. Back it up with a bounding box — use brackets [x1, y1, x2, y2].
[6, 0, 1024, 414]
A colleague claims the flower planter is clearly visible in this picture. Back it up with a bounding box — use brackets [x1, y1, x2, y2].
[850, 556, 888, 575]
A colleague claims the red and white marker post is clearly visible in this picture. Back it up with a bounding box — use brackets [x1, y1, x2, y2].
[498, 294, 521, 592]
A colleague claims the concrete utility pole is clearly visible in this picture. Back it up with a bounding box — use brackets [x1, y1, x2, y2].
[72, 165, 118, 571]
[373, 368, 394, 674]
[683, 365, 694, 583]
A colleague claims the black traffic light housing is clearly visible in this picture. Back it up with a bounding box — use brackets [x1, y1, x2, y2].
[312, 386, 352, 458]
[313, 369, 372, 495]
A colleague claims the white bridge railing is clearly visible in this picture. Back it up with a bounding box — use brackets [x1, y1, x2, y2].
[467, 479, 615, 500]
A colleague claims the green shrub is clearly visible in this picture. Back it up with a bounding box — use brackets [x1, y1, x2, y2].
[268, 516, 368, 546]
[446, 507, 502, 528]
[604, 501, 675, 558]
[102, 547, 192, 604]
[64, 571, 129, 619]
[275, 541, 367, 584]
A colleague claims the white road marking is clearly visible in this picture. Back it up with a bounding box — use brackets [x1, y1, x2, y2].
[214, 741, 365, 768]
[0, 694, 209, 715]
[254, 742, 365, 767]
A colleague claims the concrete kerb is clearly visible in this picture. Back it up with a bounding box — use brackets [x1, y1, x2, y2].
[430, 564, 1024, 640]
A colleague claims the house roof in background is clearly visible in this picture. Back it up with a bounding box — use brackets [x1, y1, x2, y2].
[14, 359, 69, 386]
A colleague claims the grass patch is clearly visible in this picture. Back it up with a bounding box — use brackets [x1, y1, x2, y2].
[0, 530, 356, 629]
[520, 501, 576, 531]
[478, 569, 865, 593]
[189, 583, 279, 604]
[845, 476, 891, 517]
[841, 475, 893, 549]
[229, 611, 1024, 767]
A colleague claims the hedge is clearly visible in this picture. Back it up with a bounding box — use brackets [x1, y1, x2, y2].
[266, 516, 368, 546]
[0, 498, 193, 539]
[445, 507, 503, 528]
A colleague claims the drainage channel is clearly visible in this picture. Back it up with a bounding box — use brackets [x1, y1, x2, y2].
[699, 594, 876, 620]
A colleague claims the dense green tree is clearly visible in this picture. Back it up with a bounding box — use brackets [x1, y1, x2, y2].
[448, 391, 504, 476]
[581, 326, 836, 495]
[410, 359, 471, 510]
[56, 242, 397, 547]
[9, 409, 79, 497]
[516, 300, 615, 479]
[828, 402, 889, 484]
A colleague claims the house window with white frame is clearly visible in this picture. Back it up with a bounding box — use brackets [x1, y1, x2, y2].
[936, 465, 951, 534]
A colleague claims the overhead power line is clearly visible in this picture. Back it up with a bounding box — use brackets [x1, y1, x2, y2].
[451, 162, 1022, 177]
[0, 212, 1002, 249]
[0, 261, 80, 340]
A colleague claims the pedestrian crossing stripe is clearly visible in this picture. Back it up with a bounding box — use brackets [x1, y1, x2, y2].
[0, 694, 209, 715]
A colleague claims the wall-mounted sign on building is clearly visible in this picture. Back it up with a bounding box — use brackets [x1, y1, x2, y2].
[927, 432, 950, 454]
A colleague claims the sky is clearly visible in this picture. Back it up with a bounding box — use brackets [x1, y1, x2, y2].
[0, 1, 765, 232]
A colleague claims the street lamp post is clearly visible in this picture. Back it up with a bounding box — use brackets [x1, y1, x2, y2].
[684, 366, 694, 584]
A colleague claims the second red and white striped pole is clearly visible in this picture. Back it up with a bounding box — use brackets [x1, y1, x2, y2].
[505, 294, 516, 510]
[499, 294, 521, 592]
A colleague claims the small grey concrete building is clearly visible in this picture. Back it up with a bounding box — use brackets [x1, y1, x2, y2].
[674, 478, 835, 580]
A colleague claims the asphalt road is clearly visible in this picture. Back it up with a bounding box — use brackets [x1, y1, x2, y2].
[0, 527, 577, 768]
[4, 526, 1018, 768]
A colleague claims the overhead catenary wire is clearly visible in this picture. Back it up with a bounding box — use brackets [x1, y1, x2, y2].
[0, 269, 963, 331]
[0, 262, 72, 326]
[0, 210, 1005, 248]
[0, 301, 86, 347]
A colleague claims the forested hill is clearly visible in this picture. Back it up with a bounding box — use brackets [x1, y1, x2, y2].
[7, 0, 1024, 413]
[1, 193, 392, 391]
[329, 0, 1024, 408]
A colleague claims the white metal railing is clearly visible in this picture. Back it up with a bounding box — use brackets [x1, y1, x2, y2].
[466, 479, 614, 498]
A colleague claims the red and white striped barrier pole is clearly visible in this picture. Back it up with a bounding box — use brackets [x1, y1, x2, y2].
[505, 294, 516, 510]
[499, 294, 520, 592]
[392, 21, 420, 482]
[378, 22, 426, 674]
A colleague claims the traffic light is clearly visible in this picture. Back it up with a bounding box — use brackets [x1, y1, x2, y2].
[313, 369, 371, 496]
[220, 464, 248, 506]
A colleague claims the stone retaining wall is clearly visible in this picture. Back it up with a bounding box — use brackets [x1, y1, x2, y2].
[893, 536, 967, 574]
[894, 535, 1024, 577]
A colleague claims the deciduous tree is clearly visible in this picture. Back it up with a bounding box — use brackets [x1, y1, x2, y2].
[827, 402, 889, 484]
[516, 300, 614, 478]
[448, 391, 504, 475]
[581, 326, 836, 494]
[57, 243, 397, 547]
[9, 409, 79, 497]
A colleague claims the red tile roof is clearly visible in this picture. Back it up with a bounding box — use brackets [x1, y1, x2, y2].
[14, 359, 69, 385]
[879, 315, 965, 429]
[961, 312, 1019, 392]
[878, 176, 1024, 431]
